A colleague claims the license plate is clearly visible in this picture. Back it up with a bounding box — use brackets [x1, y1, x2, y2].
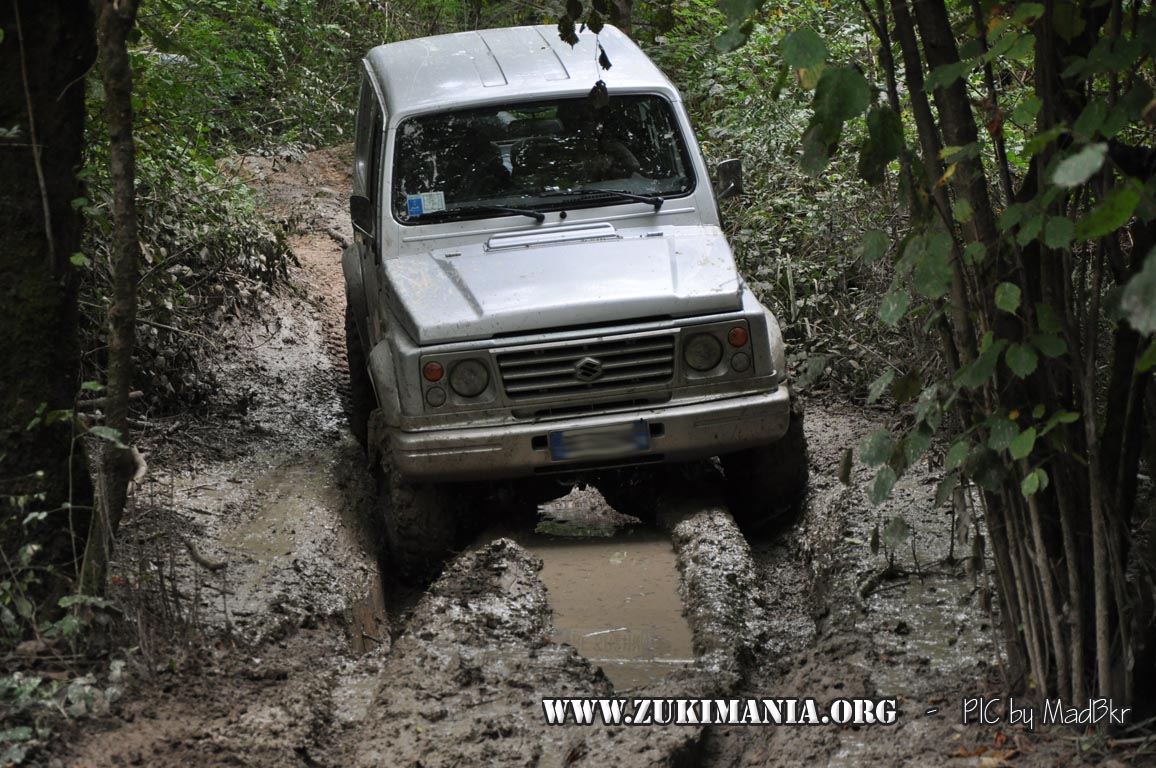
[548, 420, 650, 461]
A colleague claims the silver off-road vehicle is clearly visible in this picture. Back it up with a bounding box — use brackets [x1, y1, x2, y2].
[344, 25, 807, 579]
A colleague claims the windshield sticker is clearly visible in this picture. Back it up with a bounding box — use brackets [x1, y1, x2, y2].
[407, 191, 446, 217]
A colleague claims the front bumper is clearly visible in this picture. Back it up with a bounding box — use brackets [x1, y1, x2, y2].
[387, 385, 791, 482]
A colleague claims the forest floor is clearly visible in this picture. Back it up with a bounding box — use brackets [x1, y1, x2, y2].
[36, 147, 1143, 767]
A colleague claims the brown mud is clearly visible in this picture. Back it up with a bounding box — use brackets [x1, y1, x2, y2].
[43, 147, 1118, 767]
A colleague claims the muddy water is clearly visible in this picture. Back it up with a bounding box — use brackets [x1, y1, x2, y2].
[175, 446, 386, 645]
[528, 532, 695, 691]
[481, 488, 696, 691]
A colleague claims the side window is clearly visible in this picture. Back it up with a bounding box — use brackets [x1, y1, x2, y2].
[354, 75, 380, 197]
[368, 111, 383, 206]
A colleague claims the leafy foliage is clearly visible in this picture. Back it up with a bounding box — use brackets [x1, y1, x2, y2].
[714, 0, 1156, 708]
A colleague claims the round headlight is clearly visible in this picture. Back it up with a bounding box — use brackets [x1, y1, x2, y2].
[449, 359, 490, 397]
[684, 333, 723, 372]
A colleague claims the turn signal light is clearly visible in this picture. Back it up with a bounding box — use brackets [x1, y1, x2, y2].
[727, 326, 748, 347]
[422, 361, 444, 382]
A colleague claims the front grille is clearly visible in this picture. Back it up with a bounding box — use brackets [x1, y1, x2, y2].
[497, 334, 676, 400]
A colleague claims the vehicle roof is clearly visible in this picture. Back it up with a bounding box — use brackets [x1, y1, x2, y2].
[364, 25, 680, 117]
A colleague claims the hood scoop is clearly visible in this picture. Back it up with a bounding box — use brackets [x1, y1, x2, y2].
[485, 222, 619, 251]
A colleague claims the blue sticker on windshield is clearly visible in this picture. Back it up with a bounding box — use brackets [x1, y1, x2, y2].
[407, 195, 423, 217]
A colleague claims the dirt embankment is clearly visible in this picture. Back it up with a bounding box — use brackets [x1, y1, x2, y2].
[46, 147, 1117, 768]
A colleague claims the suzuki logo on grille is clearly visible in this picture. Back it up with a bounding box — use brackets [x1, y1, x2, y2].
[574, 356, 604, 382]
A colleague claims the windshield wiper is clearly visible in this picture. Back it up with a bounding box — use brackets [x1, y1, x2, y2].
[417, 205, 545, 223]
[544, 188, 665, 210]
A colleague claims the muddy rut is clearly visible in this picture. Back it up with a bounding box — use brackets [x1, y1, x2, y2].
[50, 148, 1079, 768]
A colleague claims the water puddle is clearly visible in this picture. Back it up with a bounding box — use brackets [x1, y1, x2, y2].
[174, 448, 386, 644]
[858, 573, 994, 698]
[528, 531, 695, 691]
[492, 487, 695, 692]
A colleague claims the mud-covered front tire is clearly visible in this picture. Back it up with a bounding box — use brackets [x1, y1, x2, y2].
[344, 304, 374, 447]
[377, 451, 465, 585]
[721, 387, 809, 529]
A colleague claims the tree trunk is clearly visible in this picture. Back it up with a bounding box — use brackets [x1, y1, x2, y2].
[0, 1, 96, 593]
[80, 0, 141, 595]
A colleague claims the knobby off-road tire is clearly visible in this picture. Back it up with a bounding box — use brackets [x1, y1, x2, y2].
[377, 448, 466, 586]
[344, 304, 374, 447]
[721, 386, 809, 530]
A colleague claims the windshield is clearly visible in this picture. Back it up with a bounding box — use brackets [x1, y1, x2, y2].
[391, 94, 695, 224]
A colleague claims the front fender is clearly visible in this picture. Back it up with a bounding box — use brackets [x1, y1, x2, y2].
[762, 307, 787, 384]
[367, 341, 402, 429]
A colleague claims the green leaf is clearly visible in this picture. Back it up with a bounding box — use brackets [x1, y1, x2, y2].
[891, 370, 923, 405]
[999, 203, 1026, 231]
[869, 467, 898, 505]
[963, 242, 987, 265]
[1043, 217, 1074, 250]
[867, 369, 895, 404]
[1021, 468, 1042, 496]
[879, 288, 909, 326]
[858, 105, 904, 185]
[935, 473, 958, 507]
[1009, 426, 1037, 460]
[0, 726, 33, 743]
[860, 429, 894, 466]
[1035, 303, 1063, 333]
[813, 66, 870, 126]
[995, 282, 1022, 313]
[1051, 142, 1107, 187]
[1074, 182, 1141, 239]
[1022, 125, 1065, 158]
[70, 252, 91, 268]
[956, 338, 1008, 388]
[781, 27, 827, 71]
[903, 426, 933, 465]
[58, 594, 115, 609]
[988, 416, 1019, 452]
[1041, 409, 1080, 434]
[1073, 100, 1108, 141]
[1121, 247, 1156, 334]
[911, 232, 953, 299]
[882, 515, 911, 547]
[857, 229, 889, 264]
[1005, 343, 1039, 377]
[1138, 338, 1156, 373]
[1012, 3, 1045, 23]
[954, 198, 974, 223]
[925, 60, 970, 91]
[1016, 214, 1044, 246]
[80, 381, 105, 392]
[714, 25, 750, 52]
[800, 122, 831, 176]
[946, 440, 970, 470]
[87, 425, 127, 449]
[1030, 333, 1067, 358]
[1011, 95, 1042, 125]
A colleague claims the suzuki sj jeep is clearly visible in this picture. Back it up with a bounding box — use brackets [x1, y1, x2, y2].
[344, 25, 807, 580]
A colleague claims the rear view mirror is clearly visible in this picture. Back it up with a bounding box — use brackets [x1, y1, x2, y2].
[716, 159, 743, 200]
[350, 194, 373, 237]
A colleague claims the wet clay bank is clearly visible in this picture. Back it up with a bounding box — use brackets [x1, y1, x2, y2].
[52, 148, 1094, 767]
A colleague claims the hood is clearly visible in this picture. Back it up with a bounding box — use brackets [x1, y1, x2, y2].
[384, 224, 743, 344]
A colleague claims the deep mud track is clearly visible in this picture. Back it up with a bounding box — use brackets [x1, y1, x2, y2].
[51, 148, 1086, 768]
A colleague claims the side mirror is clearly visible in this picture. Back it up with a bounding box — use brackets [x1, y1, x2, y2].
[350, 194, 374, 238]
[716, 159, 743, 200]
